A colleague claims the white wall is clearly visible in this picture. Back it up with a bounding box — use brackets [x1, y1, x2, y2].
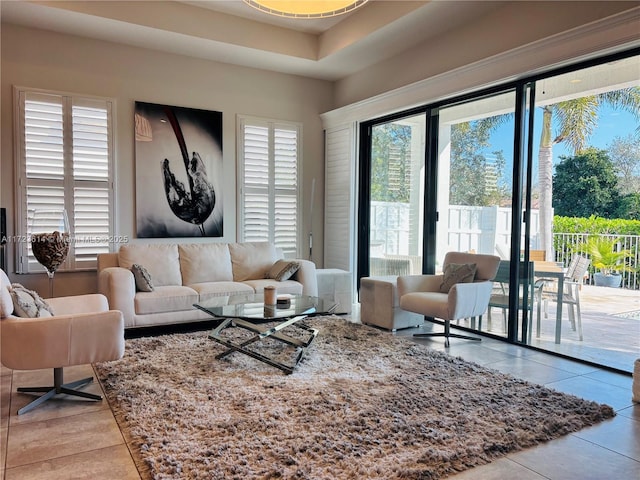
[0, 24, 333, 295]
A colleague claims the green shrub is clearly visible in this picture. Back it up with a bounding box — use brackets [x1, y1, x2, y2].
[553, 215, 640, 235]
[551, 216, 640, 267]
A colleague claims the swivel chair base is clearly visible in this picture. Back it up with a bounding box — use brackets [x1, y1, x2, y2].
[413, 332, 481, 348]
[16, 367, 102, 415]
[413, 320, 481, 347]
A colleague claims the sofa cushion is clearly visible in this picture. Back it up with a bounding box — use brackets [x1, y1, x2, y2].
[134, 285, 199, 315]
[179, 244, 233, 285]
[229, 242, 280, 281]
[400, 291, 450, 319]
[119, 244, 182, 287]
[243, 279, 303, 295]
[188, 281, 254, 302]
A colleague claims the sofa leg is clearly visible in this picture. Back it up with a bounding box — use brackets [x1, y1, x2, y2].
[16, 367, 102, 415]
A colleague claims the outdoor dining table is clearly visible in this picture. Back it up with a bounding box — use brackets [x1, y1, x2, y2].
[534, 261, 565, 344]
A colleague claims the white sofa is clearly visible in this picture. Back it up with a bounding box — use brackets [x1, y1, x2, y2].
[97, 242, 317, 329]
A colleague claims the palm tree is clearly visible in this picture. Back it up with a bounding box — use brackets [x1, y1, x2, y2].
[537, 88, 640, 260]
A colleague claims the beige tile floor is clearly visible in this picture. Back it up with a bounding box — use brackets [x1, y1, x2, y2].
[1, 310, 639, 480]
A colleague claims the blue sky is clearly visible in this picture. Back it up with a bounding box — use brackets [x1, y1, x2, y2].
[553, 106, 637, 160]
[488, 105, 638, 187]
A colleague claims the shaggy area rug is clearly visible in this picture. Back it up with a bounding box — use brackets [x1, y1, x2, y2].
[95, 317, 615, 480]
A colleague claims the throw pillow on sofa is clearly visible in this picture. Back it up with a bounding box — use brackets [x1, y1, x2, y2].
[10, 283, 54, 318]
[266, 260, 300, 281]
[439, 263, 477, 293]
[131, 264, 154, 292]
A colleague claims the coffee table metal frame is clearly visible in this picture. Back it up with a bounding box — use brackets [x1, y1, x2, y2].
[194, 294, 337, 374]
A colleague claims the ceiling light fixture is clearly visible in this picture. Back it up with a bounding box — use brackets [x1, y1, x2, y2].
[243, 0, 368, 18]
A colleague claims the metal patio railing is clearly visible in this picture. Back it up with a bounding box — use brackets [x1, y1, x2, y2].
[553, 233, 640, 290]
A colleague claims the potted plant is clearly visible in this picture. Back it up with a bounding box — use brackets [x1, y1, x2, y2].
[581, 236, 632, 288]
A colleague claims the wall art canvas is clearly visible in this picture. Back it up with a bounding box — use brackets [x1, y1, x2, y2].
[134, 101, 223, 238]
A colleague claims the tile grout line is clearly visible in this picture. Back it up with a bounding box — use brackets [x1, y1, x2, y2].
[92, 365, 144, 479]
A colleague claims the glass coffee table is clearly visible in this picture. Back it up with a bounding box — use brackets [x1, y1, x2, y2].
[194, 294, 337, 374]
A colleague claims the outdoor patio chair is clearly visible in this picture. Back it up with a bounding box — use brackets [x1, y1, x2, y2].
[537, 255, 590, 341]
[487, 261, 544, 340]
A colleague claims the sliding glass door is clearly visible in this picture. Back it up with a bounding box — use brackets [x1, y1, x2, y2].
[434, 91, 527, 339]
[356, 50, 639, 372]
[361, 113, 426, 278]
[524, 56, 640, 371]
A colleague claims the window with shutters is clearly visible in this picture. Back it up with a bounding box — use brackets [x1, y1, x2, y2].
[14, 87, 115, 273]
[238, 116, 300, 257]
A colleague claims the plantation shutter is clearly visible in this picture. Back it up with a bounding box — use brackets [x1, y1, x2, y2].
[71, 98, 113, 269]
[238, 117, 300, 257]
[16, 88, 114, 273]
[324, 125, 356, 272]
[242, 124, 270, 242]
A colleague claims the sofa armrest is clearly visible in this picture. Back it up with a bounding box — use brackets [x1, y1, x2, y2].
[98, 267, 136, 326]
[292, 259, 317, 296]
[397, 274, 443, 296]
[1, 310, 124, 370]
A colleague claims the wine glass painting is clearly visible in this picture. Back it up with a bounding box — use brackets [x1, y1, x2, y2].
[134, 102, 223, 238]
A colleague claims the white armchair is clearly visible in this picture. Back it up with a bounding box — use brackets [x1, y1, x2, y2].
[0, 269, 125, 415]
[397, 252, 501, 347]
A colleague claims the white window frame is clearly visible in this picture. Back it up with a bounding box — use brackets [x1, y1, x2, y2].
[237, 115, 302, 258]
[13, 86, 116, 273]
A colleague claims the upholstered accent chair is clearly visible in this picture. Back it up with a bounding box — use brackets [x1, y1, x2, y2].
[397, 252, 501, 347]
[0, 269, 125, 415]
